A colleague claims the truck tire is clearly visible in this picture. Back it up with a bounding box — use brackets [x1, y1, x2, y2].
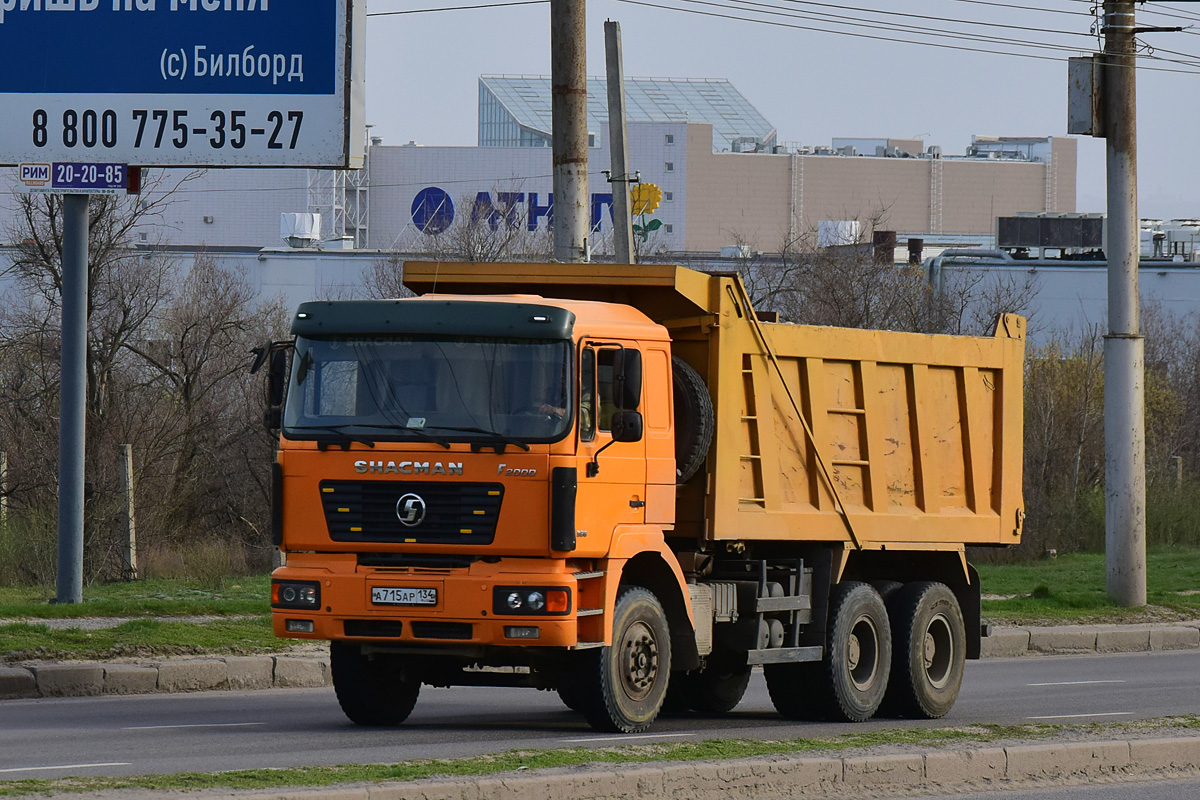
[821, 581, 891, 722]
[764, 661, 822, 719]
[692, 660, 752, 713]
[672, 357, 713, 484]
[662, 670, 698, 712]
[885, 581, 965, 719]
[330, 642, 420, 726]
[580, 586, 672, 733]
[557, 678, 589, 713]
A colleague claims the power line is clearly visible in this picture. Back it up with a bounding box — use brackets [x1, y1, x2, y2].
[729, 0, 1091, 38]
[941, 0, 1090, 16]
[616, 0, 1200, 75]
[658, 0, 1093, 55]
[366, 0, 547, 18]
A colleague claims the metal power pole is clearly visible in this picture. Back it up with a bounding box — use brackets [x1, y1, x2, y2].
[56, 194, 89, 605]
[1103, 0, 1146, 607]
[550, 0, 589, 263]
[604, 19, 635, 264]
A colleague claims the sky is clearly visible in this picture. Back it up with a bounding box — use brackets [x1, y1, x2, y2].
[365, 0, 1200, 222]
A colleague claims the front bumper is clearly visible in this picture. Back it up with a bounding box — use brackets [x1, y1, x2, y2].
[271, 556, 582, 648]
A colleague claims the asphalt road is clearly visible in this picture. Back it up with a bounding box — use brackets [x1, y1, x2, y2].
[1, 650, 1198, 780]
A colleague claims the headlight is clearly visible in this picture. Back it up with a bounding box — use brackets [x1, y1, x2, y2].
[493, 586, 570, 616]
[272, 580, 321, 610]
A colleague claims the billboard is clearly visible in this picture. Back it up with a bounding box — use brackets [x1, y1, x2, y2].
[0, 0, 365, 168]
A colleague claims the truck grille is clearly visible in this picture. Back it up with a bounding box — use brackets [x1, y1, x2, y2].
[320, 481, 503, 544]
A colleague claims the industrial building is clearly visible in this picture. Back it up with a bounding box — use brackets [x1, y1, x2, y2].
[20, 76, 1072, 257]
[1, 75, 1091, 330]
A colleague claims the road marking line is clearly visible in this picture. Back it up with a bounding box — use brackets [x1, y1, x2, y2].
[0, 762, 131, 774]
[1026, 680, 1127, 687]
[560, 733, 696, 743]
[1025, 712, 1134, 720]
[123, 722, 265, 730]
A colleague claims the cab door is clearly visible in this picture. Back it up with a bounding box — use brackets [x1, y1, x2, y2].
[572, 342, 647, 557]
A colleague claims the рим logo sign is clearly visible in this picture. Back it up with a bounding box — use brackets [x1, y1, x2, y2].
[18, 163, 50, 187]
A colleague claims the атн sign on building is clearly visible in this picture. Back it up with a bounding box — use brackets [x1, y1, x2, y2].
[0, 0, 365, 169]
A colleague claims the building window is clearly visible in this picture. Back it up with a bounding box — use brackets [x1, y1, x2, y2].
[665, 133, 675, 145]
[588, 131, 597, 148]
[664, 192, 674, 202]
[664, 224, 674, 234]
[665, 162, 674, 173]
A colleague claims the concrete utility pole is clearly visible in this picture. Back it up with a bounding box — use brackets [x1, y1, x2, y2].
[1103, 0, 1146, 607]
[604, 19, 636, 265]
[550, 0, 589, 263]
[56, 194, 89, 605]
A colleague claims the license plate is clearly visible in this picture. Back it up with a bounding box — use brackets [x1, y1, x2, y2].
[371, 587, 438, 606]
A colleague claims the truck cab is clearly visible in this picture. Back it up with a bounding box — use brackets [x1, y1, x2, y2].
[268, 292, 691, 732]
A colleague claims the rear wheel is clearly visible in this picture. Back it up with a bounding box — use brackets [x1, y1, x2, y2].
[885, 581, 965, 719]
[330, 642, 420, 726]
[821, 581, 891, 722]
[580, 587, 672, 733]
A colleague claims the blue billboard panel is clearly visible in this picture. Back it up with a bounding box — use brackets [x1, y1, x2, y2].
[0, 0, 365, 168]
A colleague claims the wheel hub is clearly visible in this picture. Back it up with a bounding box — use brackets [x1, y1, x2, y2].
[923, 613, 953, 689]
[847, 615, 878, 690]
[620, 620, 659, 701]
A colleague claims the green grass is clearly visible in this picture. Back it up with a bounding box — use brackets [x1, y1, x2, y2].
[0, 575, 270, 619]
[2, 716, 1197, 797]
[0, 616, 285, 663]
[978, 546, 1200, 624]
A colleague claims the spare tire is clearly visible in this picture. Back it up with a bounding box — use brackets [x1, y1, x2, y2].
[672, 356, 713, 483]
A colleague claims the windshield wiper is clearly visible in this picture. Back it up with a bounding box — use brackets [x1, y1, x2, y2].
[424, 425, 530, 452]
[286, 424, 377, 450]
[346, 423, 453, 449]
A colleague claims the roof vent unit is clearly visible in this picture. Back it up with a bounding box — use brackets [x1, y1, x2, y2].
[817, 220, 862, 248]
[280, 213, 321, 248]
[836, 145, 857, 157]
[927, 145, 942, 158]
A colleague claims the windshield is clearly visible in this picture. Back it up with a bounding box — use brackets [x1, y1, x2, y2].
[282, 335, 573, 443]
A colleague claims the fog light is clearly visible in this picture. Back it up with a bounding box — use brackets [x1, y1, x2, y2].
[286, 619, 315, 633]
[504, 626, 540, 639]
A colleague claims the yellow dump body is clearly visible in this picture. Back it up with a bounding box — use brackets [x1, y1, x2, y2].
[403, 261, 1026, 552]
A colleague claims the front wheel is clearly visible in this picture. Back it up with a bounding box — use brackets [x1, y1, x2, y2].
[580, 586, 672, 733]
[330, 642, 420, 726]
[885, 582, 966, 719]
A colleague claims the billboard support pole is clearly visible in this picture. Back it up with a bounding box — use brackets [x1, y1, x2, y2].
[55, 193, 88, 605]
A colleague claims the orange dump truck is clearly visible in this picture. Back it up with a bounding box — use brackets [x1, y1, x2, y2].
[260, 262, 1025, 732]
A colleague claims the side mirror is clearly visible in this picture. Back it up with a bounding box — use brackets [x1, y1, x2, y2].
[609, 411, 643, 443]
[586, 411, 644, 477]
[613, 348, 642, 411]
[251, 340, 292, 433]
[267, 349, 288, 408]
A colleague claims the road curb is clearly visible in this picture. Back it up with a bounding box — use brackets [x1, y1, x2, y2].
[139, 736, 1200, 800]
[980, 621, 1200, 658]
[0, 655, 330, 700]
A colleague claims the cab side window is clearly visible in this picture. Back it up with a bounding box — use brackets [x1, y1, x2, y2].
[596, 349, 617, 432]
[580, 348, 596, 442]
